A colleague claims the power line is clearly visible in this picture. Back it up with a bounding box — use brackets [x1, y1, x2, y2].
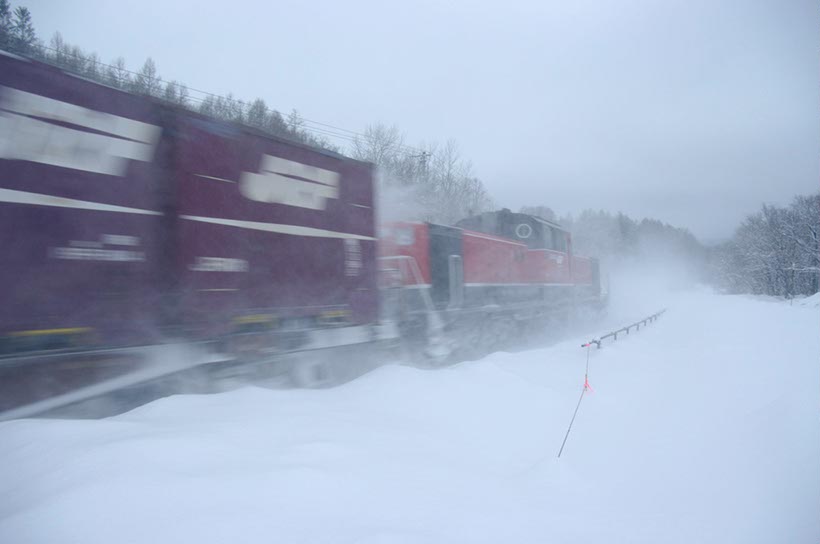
[33, 44, 426, 155]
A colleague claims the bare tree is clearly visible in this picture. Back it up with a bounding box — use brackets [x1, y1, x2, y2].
[11, 6, 35, 53]
[0, 0, 12, 50]
[352, 124, 405, 166]
[133, 57, 162, 97]
[353, 123, 494, 224]
[85, 52, 101, 80]
[246, 98, 268, 129]
[104, 57, 130, 89]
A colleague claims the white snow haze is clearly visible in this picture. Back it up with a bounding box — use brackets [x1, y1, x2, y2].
[0, 1, 818, 543]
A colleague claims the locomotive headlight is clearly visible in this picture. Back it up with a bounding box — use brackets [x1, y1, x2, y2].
[515, 223, 533, 239]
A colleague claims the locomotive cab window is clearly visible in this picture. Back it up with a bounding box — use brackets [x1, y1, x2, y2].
[552, 229, 567, 252]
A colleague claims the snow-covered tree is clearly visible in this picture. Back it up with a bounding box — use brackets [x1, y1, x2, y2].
[715, 194, 820, 296]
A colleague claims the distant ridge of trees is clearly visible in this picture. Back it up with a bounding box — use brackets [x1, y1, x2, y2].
[713, 194, 819, 297]
[517, 206, 710, 281]
[519, 195, 820, 298]
[0, 1, 329, 150]
[558, 209, 705, 266]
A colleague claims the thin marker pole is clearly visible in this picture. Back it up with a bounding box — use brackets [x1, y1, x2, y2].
[558, 345, 592, 458]
[557, 385, 587, 458]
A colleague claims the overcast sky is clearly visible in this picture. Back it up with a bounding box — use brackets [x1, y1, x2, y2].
[25, 0, 818, 241]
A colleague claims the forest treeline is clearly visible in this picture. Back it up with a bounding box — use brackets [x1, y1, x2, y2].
[521, 196, 820, 298]
[0, 1, 330, 149]
[522, 205, 709, 283]
[713, 194, 819, 297]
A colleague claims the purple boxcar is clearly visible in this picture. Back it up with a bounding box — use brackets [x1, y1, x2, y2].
[0, 51, 379, 353]
[170, 110, 378, 340]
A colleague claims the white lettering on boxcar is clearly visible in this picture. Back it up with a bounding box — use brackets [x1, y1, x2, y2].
[0, 87, 161, 176]
[189, 257, 249, 272]
[239, 155, 339, 210]
[49, 234, 146, 262]
[51, 247, 145, 262]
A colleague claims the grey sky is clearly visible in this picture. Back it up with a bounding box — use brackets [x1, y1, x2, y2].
[26, 0, 818, 240]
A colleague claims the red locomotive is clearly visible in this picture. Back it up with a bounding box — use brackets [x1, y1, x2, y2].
[381, 210, 599, 304]
[379, 210, 602, 357]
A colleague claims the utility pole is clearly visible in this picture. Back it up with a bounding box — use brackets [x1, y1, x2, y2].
[409, 151, 429, 181]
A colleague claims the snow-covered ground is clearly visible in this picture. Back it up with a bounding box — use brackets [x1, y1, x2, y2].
[1, 288, 818, 543]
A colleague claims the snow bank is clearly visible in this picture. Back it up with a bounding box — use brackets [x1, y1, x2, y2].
[0, 290, 818, 543]
[798, 292, 820, 307]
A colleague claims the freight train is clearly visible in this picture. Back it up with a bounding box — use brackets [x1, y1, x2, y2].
[0, 51, 604, 411]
